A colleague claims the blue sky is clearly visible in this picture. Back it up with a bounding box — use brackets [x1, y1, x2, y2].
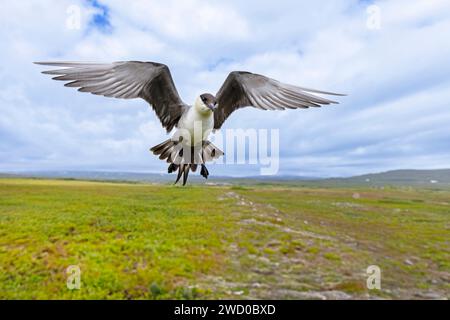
[1, 0, 450, 177]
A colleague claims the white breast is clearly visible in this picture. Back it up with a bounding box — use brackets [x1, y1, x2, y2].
[176, 106, 213, 146]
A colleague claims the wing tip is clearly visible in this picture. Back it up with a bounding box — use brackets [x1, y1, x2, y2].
[33, 61, 64, 66]
[306, 89, 348, 97]
[33, 61, 104, 67]
[326, 92, 347, 104]
[303, 89, 347, 104]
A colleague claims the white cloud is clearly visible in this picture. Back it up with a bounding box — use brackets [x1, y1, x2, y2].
[105, 0, 250, 41]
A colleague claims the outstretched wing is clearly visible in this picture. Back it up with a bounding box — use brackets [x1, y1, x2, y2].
[214, 71, 345, 129]
[35, 61, 187, 132]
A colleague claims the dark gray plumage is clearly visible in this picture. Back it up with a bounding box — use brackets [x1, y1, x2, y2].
[214, 71, 345, 129]
[34, 61, 187, 132]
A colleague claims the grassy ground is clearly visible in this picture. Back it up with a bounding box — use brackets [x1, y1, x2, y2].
[0, 178, 448, 299]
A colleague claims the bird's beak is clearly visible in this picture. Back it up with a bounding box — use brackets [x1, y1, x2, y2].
[208, 103, 216, 111]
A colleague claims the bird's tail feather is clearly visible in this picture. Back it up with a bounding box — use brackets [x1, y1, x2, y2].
[150, 139, 223, 185]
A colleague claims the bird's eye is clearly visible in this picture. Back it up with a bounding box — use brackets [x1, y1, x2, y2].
[202, 97, 206, 102]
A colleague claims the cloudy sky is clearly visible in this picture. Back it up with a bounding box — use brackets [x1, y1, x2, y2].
[1, 0, 450, 177]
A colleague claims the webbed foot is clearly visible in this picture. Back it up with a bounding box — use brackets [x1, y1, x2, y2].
[168, 163, 178, 173]
[200, 164, 209, 179]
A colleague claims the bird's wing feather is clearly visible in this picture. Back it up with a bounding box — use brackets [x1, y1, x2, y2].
[35, 61, 187, 132]
[214, 71, 345, 129]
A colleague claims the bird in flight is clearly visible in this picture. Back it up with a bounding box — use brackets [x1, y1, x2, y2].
[35, 61, 344, 185]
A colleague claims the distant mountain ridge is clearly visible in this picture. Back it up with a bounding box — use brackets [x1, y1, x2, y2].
[325, 169, 450, 186]
[1, 169, 450, 187]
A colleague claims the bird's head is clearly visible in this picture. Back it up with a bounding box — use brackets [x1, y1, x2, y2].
[195, 93, 217, 114]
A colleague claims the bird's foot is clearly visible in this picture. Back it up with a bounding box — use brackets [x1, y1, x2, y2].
[200, 164, 209, 179]
[168, 163, 178, 173]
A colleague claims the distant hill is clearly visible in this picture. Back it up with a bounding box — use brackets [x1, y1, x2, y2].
[0, 171, 173, 183]
[1, 169, 450, 187]
[324, 169, 450, 187]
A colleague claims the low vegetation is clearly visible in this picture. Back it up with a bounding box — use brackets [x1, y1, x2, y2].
[0, 178, 448, 299]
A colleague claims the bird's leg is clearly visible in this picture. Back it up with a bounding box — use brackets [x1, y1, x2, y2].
[168, 163, 178, 173]
[200, 164, 209, 179]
